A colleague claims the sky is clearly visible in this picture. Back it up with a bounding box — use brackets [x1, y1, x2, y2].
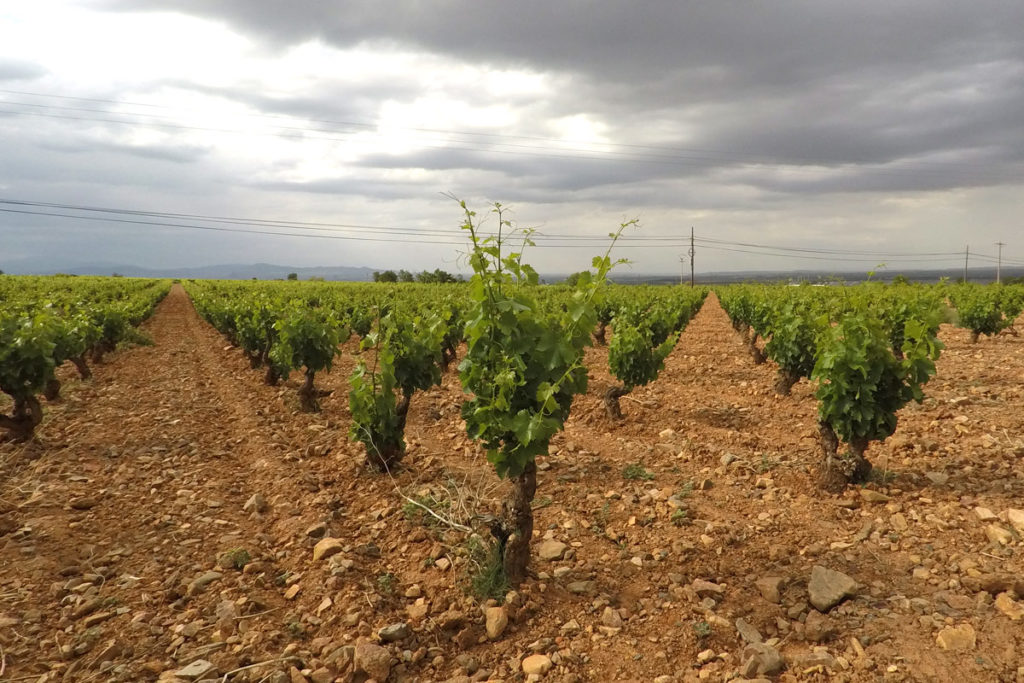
[1, 1, 1023, 276]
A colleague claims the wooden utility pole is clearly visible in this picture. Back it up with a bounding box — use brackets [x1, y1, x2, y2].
[964, 245, 969, 283]
[995, 241, 1005, 284]
[688, 227, 695, 288]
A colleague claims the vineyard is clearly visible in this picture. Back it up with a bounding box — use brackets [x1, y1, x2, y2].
[1, 252, 1023, 681]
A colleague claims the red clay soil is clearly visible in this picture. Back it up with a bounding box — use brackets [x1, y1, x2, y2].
[1, 285, 1022, 682]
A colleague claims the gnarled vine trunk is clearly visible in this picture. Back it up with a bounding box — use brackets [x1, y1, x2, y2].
[441, 345, 457, 372]
[365, 390, 412, 472]
[44, 378, 62, 402]
[594, 321, 607, 346]
[747, 333, 766, 365]
[297, 368, 319, 412]
[488, 460, 537, 587]
[71, 354, 91, 380]
[818, 421, 873, 492]
[91, 340, 115, 364]
[602, 384, 630, 420]
[0, 396, 43, 441]
[774, 368, 801, 396]
[969, 331, 980, 344]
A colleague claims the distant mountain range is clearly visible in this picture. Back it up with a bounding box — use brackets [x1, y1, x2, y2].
[2, 261, 381, 281]
[3, 260, 1021, 284]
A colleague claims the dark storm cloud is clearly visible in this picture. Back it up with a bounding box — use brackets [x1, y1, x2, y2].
[100, 2, 1016, 85]
[101, 1, 1024, 195]
[99, 2, 1024, 102]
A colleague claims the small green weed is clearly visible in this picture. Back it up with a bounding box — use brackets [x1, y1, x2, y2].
[532, 495, 553, 510]
[671, 508, 689, 527]
[402, 493, 451, 528]
[464, 536, 509, 602]
[376, 572, 397, 596]
[285, 620, 305, 639]
[592, 501, 611, 535]
[218, 547, 252, 570]
[623, 463, 654, 481]
[867, 467, 896, 485]
[693, 620, 712, 641]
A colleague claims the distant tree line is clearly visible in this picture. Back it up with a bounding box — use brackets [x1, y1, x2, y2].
[372, 269, 462, 283]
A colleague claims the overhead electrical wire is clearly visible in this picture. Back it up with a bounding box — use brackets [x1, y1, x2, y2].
[694, 236, 962, 258]
[2, 197, 1017, 265]
[697, 245, 970, 264]
[0, 198, 1007, 256]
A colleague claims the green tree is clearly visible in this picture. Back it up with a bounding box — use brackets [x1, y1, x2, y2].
[286, 273, 298, 281]
[415, 269, 458, 284]
[563, 271, 588, 287]
[373, 270, 398, 283]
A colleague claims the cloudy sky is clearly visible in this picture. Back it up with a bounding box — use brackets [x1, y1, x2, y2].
[2, 1, 1023, 276]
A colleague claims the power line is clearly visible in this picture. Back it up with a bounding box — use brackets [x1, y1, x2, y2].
[0, 206, 983, 262]
[2, 197, 1020, 264]
[698, 244, 969, 264]
[694, 236, 962, 258]
[0, 206, 692, 249]
[0, 199, 1006, 257]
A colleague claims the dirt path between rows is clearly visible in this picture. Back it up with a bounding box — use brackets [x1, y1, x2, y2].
[0, 285, 353, 681]
[2, 285, 1023, 683]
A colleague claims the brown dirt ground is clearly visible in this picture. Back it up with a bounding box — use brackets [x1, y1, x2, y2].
[1, 285, 1022, 682]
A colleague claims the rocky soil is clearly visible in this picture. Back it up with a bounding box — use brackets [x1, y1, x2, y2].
[1, 285, 1022, 683]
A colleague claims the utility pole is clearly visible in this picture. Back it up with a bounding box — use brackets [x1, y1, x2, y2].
[964, 245, 969, 283]
[995, 241, 1005, 284]
[688, 227, 695, 288]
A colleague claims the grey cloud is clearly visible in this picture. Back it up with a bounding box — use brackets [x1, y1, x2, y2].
[38, 138, 210, 164]
[98, 2, 1024, 196]
[0, 59, 47, 82]
[4, 2, 1022, 274]
[99, 3, 1023, 95]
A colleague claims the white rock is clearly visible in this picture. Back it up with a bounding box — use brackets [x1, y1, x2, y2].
[522, 654, 553, 676]
[1006, 509, 1024, 534]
